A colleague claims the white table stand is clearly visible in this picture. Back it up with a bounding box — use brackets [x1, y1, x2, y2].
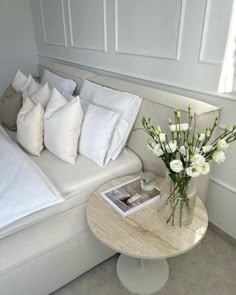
[117, 255, 169, 295]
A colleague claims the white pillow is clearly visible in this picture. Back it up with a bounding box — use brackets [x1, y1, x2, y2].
[79, 100, 120, 167]
[12, 70, 32, 92]
[23, 77, 41, 98]
[17, 98, 44, 156]
[80, 80, 142, 160]
[30, 83, 51, 109]
[41, 69, 76, 95]
[44, 88, 83, 164]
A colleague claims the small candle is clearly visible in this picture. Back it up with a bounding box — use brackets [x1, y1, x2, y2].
[140, 172, 156, 193]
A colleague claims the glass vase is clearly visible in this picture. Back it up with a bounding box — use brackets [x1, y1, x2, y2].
[159, 172, 197, 227]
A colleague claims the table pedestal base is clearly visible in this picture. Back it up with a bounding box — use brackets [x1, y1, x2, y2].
[117, 254, 169, 295]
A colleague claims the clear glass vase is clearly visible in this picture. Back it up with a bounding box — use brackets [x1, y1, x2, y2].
[159, 172, 197, 227]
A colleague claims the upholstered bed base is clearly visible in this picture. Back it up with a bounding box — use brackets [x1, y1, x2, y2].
[0, 228, 114, 295]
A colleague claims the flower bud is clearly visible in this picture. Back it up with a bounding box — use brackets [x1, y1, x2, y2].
[156, 125, 161, 133]
[168, 118, 172, 125]
[177, 111, 181, 119]
[225, 126, 233, 132]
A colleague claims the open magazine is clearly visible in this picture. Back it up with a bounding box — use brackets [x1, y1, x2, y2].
[100, 176, 160, 217]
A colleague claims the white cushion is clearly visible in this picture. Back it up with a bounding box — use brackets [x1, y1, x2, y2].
[80, 80, 142, 160]
[44, 88, 83, 164]
[16, 98, 44, 156]
[30, 83, 51, 109]
[42, 69, 76, 95]
[79, 101, 120, 167]
[23, 78, 41, 98]
[12, 70, 32, 92]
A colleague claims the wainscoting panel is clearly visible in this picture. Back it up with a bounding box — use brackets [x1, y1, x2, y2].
[40, 0, 67, 47]
[199, 0, 233, 65]
[68, 0, 107, 52]
[115, 0, 185, 60]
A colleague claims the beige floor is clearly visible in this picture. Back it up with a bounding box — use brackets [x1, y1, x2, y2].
[52, 228, 236, 295]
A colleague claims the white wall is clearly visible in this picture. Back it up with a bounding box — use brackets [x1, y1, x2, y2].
[0, 0, 38, 95]
[31, 0, 236, 238]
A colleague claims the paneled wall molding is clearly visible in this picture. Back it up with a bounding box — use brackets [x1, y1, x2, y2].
[210, 176, 236, 195]
[114, 0, 186, 61]
[68, 0, 107, 52]
[37, 53, 236, 102]
[40, 0, 67, 47]
[199, 0, 223, 66]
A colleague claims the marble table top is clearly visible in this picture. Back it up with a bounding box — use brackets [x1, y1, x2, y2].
[87, 175, 208, 259]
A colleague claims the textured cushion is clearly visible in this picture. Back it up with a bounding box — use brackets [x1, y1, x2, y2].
[42, 69, 77, 95]
[23, 77, 41, 98]
[30, 83, 51, 109]
[17, 98, 44, 156]
[0, 84, 22, 131]
[44, 88, 83, 164]
[80, 80, 142, 160]
[79, 101, 120, 167]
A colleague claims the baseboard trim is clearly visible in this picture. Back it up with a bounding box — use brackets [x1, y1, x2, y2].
[208, 222, 236, 247]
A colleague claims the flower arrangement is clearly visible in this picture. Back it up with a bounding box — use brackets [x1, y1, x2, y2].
[142, 105, 236, 226]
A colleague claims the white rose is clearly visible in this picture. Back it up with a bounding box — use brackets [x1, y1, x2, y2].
[212, 150, 226, 164]
[190, 154, 205, 166]
[159, 133, 166, 143]
[199, 162, 210, 175]
[170, 160, 184, 173]
[217, 139, 229, 151]
[198, 133, 205, 142]
[179, 146, 186, 156]
[186, 166, 200, 178]
[153, 144, 164, 157]
[169, 123, 189, 132]
[166, 141, 177, 153]
[202, 145, 212, 153]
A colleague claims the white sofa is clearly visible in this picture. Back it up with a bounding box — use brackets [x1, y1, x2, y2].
[0, 62, 221, 295]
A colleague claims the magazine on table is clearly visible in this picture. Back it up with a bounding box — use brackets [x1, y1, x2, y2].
[100, 176, 160, 217]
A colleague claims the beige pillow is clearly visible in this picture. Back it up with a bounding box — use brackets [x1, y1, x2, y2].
[0, 84, 22, 131]
[17, 98, 44, 156]
[44, 88, 83, 164]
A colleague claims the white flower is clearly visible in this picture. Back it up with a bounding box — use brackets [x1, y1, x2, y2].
[202, 145, 212, 153]
[152, 144, 164, 157]
[198, 133, 205, 142]
[195, 147, 200, 154]
[190, 154, 205, 166]
[159, 133, 166, 143]
[212, 150, 226, 164]
[199, 162, 210, 175]
[217, 139, 229, 151]
[186, 166, 200, 178]
[170, 160, 184, 173]
[165, 141, 177, 153]
[179, 146, 186, 156]
[169, 123, 189, 132]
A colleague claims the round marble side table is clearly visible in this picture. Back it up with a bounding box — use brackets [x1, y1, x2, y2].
[87, 175, 208, 295]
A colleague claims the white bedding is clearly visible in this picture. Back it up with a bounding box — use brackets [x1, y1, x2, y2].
[1, 128, 142, 239]
[0, 126, 63, 229]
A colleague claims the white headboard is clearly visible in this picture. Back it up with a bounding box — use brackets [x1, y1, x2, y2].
[38, 61, 97, 92]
